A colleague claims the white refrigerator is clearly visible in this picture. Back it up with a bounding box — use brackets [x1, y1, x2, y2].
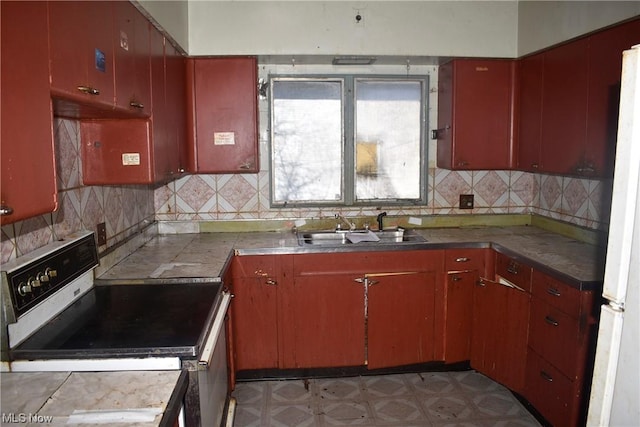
[587, 44, 640, 426]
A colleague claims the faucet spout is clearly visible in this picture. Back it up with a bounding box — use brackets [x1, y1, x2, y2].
[376, 212, 387, 231]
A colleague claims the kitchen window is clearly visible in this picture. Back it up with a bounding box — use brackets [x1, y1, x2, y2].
[269, 76, 428, 207]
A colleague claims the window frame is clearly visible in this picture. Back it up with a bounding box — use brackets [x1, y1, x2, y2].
[269, 74, 429, 208]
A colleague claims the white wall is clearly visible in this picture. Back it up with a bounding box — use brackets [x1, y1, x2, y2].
[518, 1, 640, 56]
[187, 1, 519, 59]
[136, 0, 189, 52]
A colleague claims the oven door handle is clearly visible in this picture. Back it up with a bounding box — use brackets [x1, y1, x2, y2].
[199, 291, 232, 368]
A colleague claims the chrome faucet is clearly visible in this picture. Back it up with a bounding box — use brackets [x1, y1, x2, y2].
[335, 213, 356, 231]
[376, 212, 387, 231]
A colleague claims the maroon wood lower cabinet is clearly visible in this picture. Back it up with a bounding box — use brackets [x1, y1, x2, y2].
[523, 270, 597, 427]
[228, 248, 598, 427]
[229, 255, 283, 371]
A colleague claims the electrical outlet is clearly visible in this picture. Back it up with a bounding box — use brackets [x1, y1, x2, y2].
[96, 222, 107, 246]
[460, 194, 474, 210]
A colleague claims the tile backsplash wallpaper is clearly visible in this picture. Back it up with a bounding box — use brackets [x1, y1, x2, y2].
[1, 116, 613, 265]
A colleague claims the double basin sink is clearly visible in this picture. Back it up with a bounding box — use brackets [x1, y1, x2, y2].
[297, 227, 426, 246]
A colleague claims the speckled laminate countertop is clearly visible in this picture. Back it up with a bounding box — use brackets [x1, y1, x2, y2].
[97, 225, 606, 290]
[0, 370, 187, 427]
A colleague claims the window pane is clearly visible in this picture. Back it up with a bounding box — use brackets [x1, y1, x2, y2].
[355, 80, 422, 201]
[271, 80, 343, 204]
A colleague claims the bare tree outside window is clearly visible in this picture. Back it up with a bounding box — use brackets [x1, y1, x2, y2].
[270, 76, 427, 207]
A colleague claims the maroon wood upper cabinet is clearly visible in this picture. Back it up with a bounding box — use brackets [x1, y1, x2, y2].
[586, 19, 640, 177]
[80, 119, 154, 185]
[113, 1, 151, 116]
[540, 37, 590, 175]
[1, 1, 58, 225]
[149, 25, 185, 182]
[516, 52, 544, 172]
[437, 59, 516, 170]
[164, 42, 188, 176]
[48, 1, 115, 108]
[187, 57, 259, 173]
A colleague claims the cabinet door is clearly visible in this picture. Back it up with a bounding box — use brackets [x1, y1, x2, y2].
[48, 1, 115, 106]
[291, 272, 365, 368]
[528, 297, 586, 380]
[517, 52, 544, 172]
[444, 271, 475, 363]
[368, 271, 437, 369]
[188, 57, 259, 173]
[471, 279, 529, 392]
[1, 1, 57, 224]
[114, 1, 151, 116]
[525, 350, 579, 427]
[586, 19, 640, 177]
[437, 60, 515, 170]
[149, 26, 172, 182]
[165, 43, 188, 175]
[81, 119, 154, 185]
[540, 37, 589, 174]
[230, 256, 281, 371]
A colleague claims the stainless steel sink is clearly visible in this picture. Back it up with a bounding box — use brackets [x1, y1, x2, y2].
[297, 228, 425, 246]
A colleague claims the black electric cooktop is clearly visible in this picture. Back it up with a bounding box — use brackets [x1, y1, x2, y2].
[11, 283, 222, 360]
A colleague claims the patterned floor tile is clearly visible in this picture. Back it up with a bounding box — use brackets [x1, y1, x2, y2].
[419, 395, 477, 421]
[316, 377, 363, 401]
[320, 401, 372, 425]
[270, 404, 316, 427]
[363, 374, 411, 397]
[370, 397, 426, 422]
[232, 371, 541, 427]
[405, 372, 459, 396]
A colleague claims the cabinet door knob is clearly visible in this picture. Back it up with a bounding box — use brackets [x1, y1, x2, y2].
[455, 257, 470, 262]
[452, 275, 463, 282]
[544, 315, 559, 327]
[129, 101, 144, 109]
[265, 279, 277, 286]
[0, 205, 14, 216]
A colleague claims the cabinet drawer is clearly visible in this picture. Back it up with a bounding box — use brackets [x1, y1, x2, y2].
[444, 249, 486, 272]
[528, 298, 585, 379]
[525, 350, 578, 427]
[532, 270, 590, 318]
[495, 253, 532, 292]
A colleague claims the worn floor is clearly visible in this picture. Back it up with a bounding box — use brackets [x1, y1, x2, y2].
[231, 370, 542, 426]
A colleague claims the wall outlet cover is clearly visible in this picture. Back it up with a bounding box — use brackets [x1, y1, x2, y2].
[97, 222, 107, 246]
[460, 194, 474, 209]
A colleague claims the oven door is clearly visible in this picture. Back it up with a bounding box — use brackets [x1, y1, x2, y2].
[195, 291, 232, 427]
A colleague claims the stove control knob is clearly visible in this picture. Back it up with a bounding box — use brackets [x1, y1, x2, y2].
[28, 276, 41, 288]
[37, 271, 50, 283]
[18, 282, 32, 296]
[45, 267, 58, 278]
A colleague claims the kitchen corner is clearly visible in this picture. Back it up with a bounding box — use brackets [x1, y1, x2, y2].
[96, 216, 606, 288]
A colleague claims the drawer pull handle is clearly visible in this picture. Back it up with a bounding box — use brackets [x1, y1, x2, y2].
[77, 85, 100, 95]
[506, 262, 519, 275]
[130, 101, 145, 109]
[547, 287, 561, 297]
[544, 315, 559, 326]
[265, 279, 277, 286]
[455, 257, 470, 262]
[475, 279, 486, 287]
[540, 371, 553, 382]
[452, 275, 462, 282]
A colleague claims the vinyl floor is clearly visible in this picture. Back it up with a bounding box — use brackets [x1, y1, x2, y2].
[231, 370, 542, 426]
